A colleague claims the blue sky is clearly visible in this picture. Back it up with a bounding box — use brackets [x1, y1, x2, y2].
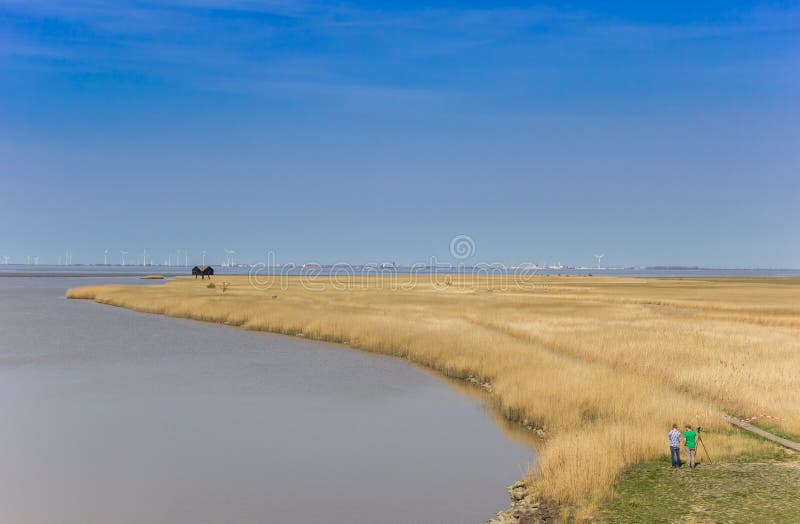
[1, 1, 798, 267]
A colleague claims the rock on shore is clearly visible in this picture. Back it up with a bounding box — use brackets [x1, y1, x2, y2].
[489, 481, 557, 524]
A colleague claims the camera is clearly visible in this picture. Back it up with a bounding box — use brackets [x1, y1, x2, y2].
[697, 426, 703, 432]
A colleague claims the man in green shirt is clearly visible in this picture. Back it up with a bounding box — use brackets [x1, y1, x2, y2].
[684, 425, 698, 468]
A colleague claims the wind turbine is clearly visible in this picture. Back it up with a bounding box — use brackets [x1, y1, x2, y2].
[120, 250, 128, 266]
[104, 249, 109, 265]
[33, 256, 39, 265]
[224, 249, 236, 267]
[201, 250, 207, 265]
[184, 250, 188, 267]
[26, 255, 31, 265]
[142, 248, 147, 266]
[2, 256, 9, 265]
[594, 254, 605, 270]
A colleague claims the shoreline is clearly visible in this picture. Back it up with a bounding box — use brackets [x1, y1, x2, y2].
[5, 278, 535, 524]
[66, 275, 800, 519]
[72, 286, 547, 520]
[4, 268, 800, 279]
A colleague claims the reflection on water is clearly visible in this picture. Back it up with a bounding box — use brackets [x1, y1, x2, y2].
[0, 277, 534, 524]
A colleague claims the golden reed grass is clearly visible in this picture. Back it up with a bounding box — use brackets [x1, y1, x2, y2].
[67, 275, 799, 512]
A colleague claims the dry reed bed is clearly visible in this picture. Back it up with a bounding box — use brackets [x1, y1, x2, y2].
[67, 276, 800, 513]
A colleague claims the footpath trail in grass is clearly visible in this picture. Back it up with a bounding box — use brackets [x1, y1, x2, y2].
[724, 416, 800, 452]
[597, 454, 800, 523]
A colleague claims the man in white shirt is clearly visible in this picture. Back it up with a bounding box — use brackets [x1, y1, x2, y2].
[668, 423, 682, 467]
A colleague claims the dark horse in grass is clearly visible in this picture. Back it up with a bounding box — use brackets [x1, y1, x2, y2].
[192, 265, 214, 279]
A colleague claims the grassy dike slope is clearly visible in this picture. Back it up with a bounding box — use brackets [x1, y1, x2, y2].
[67, 275, 800, 517]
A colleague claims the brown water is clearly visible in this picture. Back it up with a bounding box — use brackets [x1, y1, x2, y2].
[0, 277, 535, 524]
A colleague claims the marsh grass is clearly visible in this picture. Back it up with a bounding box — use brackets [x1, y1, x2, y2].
[66, 275, 800, 512]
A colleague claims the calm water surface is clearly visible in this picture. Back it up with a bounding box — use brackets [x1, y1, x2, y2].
[0, 277, 534, 524]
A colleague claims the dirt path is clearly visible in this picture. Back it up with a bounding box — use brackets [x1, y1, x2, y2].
[724, 416, 800, 452]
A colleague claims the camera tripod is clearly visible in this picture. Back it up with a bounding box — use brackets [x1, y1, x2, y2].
[697, 428, 712, 464]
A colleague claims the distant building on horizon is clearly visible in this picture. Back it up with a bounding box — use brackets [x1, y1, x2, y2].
[192, 265, 214, 279]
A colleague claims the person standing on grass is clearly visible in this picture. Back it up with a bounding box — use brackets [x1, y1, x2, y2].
[669, 424, 682, 467]
[684, 424, 698, 468]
